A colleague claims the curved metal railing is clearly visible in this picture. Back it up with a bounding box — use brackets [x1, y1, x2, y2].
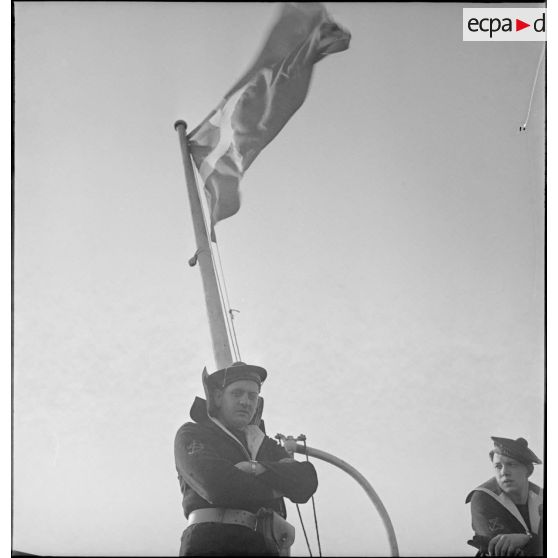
[278, 436, 399, 557]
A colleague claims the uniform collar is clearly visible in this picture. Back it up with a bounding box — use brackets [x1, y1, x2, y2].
[466, 477, 543, 533]
[189, 396, 211, 423]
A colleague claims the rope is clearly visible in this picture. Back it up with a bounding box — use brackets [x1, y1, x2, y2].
[296, 504, 313, 556]
[228, 309, 242, 362]
[304, 440, 323, 557]
[190, 155, 240, 361]
[275, 435, 314, 556]
[520, 44, 545, 132]
[214, 242, 242, 361]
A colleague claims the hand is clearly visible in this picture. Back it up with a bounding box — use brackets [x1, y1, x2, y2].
[279, 457, 296, 463]
[488, 533, 530, 556]
[234, 460, 267, 475]
[234, 461, 252, 473]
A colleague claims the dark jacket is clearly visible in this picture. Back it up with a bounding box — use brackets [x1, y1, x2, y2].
[465, 477, 543, 556]
[174, 396, 318, 555]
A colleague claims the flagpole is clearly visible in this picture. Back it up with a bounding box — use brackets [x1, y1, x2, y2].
[174, 120, 233, 370]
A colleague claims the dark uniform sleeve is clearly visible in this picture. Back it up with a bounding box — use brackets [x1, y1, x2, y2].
[470, 491, 508, 539]
[469, 492, 543, 556]
[175, 425, 277, 509]
[523, 535, 543, 557]
[257, 438, 318, 504]
[523, 502, 543, 557]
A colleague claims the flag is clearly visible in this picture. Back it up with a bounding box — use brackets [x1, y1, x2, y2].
[188, 3, 350, 235]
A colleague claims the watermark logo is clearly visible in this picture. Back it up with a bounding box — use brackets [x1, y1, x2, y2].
[463, 8, 546, 41]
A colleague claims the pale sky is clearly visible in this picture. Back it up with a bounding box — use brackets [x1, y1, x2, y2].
[13, 2, 546, 556]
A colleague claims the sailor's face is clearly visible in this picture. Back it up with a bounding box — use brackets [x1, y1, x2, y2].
[215, 380, 260, 430]
[492, 454, 529, 497]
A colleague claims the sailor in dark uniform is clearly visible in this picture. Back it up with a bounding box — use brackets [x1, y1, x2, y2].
[174, 362, 318, 556]
[466, 437, 543, 556]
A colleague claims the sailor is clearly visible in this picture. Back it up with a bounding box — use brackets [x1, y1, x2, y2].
[465, 436, 543, 556]
[174, 361, 318, 556]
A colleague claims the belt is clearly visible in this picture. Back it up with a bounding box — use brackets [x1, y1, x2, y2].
[187, 508, 258, 530]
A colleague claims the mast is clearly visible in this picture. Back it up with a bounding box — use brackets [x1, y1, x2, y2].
[174, 120, 233, 370]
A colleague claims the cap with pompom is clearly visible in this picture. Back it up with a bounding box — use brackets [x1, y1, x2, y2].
[490, 436, 541, 466]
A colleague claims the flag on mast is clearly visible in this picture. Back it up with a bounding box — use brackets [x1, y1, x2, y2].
[188, 3, 350, 236]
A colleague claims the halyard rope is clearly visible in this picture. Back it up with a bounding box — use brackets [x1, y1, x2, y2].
[303, 439, 323, 557]
[190, 151, 241, 361]
[277, 434, 322, 557]
[214, 242, 243, 361]
[296, 503, 314, 557]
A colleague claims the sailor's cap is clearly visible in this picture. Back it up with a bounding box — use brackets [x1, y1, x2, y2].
[206, 361, 267, 390]
[490, 436, 542, 466]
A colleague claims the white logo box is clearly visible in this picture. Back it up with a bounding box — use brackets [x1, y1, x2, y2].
[463, 8, 546, 41]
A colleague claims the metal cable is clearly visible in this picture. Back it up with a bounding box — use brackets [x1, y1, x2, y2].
[276, 435, 313, 557]
[304, 440, 323, 557]
[296, 504, 313, 557]
[214, 242, 242, 361]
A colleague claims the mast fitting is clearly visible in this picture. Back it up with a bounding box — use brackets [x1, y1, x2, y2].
[275, 433, 307, 455]
[188, 248, 204, 267]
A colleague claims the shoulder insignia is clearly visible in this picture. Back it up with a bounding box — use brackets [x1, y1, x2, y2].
[488, 517, 505, 532]
[186, 440, 205, 455]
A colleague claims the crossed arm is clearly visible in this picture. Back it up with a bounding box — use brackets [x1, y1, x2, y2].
[469, 492, 539, 556]
[234, 458, 296, 499]
[175, 427, 317, 508]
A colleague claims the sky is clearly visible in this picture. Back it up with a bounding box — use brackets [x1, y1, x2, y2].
[12, 2, 548, 556]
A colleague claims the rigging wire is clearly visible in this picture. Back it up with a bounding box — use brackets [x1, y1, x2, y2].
[190, 154, 240, 361]
[296, 504, 314, 557]
[276, 435, 314, 556]
[214, 241, 243, 361]
[303, 439, 323, 557]
[520, 44, 545, 132]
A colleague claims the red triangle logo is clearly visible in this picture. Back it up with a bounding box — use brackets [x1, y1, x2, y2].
[516, 19, 530, 31]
